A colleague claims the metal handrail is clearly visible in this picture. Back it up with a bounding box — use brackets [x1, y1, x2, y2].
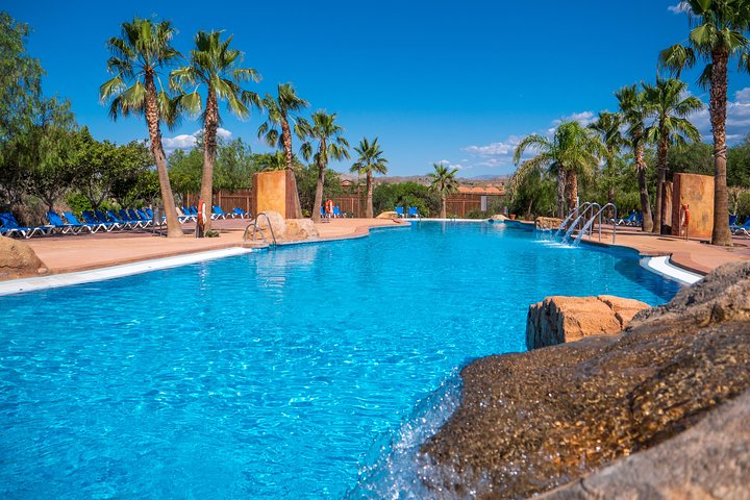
[575, 203, 617, 245]
[563, 202, 600, 241]
[555, 202, 592, 238]
[242, 212, 278, 247]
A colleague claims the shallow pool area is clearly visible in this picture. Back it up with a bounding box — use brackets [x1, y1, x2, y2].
[0, 222, 679, 498]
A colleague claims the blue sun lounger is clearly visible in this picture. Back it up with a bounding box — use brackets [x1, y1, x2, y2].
[64, 212, 104, 233]
[408, 206, 418, 218]
[118, 209, 146, 229]
[395, 206, 404, 218]
[82, 211, 119, 232]
[731, 217, 750, 236]
[107, 210, 137, 229]
[233, 208, 250, 219]
[46, 211, 89, 235]
[212, 206, 230, 219]
[0, 212, 48, 238]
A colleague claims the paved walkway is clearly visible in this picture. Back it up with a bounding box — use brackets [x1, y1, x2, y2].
[580, 226, 750, 275]
[23, 218, 405, 275]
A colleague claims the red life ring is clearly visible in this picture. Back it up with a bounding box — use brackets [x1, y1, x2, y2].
[325, 199, 334, 215]
[680, 204, 690, 227]
[197, 200, 207, 228]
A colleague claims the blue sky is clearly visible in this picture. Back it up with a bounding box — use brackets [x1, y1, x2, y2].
[7, 0, 750, 177]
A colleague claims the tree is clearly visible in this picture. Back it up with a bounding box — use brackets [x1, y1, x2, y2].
[617, 84, 654, 232]
[659, 0, 750, 245]
[589, 112, 627, 213]
[257, 83, 309, 171]
[350, 137, 388, 218]
[513, 121, 605, 218]
[171, 30, 260, 234]
[643, 77, 703, 233]
[301, 111, 350, 222]
[428, 163, 459, 218]
[100, 17, 184, 237]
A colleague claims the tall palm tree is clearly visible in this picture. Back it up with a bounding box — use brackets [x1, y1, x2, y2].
[257, 83, 309, 171]
[100, 17, 184, 237]
[350, 137, 388, 218]
[616, 84, 654, 232]
[429, 163, 459, 218]
[513, 121, 605, 218]
[170, 30, 260, 234]
[643, 77, 703, 234]
[301, 111, 350, 222]
[589, 111, 627, 215]
[660, 0, 750, 245]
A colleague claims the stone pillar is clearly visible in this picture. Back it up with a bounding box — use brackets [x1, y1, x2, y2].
[663, 181, 673, 235]
[252, 170, 303, 219]
[671, 173, 714, 240]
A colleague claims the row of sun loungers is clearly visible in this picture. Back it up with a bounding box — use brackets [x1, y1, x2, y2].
[730, 216, 750, 236]
[0, 206, 253, 238]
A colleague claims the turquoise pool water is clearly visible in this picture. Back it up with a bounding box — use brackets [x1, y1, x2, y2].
[0, 222, 678, 498]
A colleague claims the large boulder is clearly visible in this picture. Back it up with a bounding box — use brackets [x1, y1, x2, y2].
[420, 261, 750, 499]
[535, 217, 564, 231]
[491, 214, 509, 222]
[249, 211, 286, 242]
[284, 219, 319, 241]
[0, 236, 48, 279]
[526, 295, 649, 350]
[376, 211, 400, 220]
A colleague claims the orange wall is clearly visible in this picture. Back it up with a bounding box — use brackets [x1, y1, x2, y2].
[671, 173, 714, 240]
[252, 170, 302, 219]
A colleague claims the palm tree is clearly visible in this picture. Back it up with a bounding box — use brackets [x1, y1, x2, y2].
[257, 83, 309, 171]
[170, 30, 260, 234]
[350, 137, 388, 218]
[643, 77, 703, 234]
[429, 163, 459, 218]
[301, 111, 350, 222]
[659, 0, 750, 245]
[616, 84, 654, 232]
[589, 112, 627, 216]
[100, 17, 184, 238]
[513, 121, 605, 218]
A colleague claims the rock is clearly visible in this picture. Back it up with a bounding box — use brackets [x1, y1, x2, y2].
[420, 261, 750, 499]
[376, 211, 400, 220]
[491, 214, 509, 222]
[284, 219, 319, 241]
[250, 210, 286, 241]
[0, 236, 48, 280]
[538, 389, 750, 500]
[535, 217, 564, 230]
[526, 295, 649, 350]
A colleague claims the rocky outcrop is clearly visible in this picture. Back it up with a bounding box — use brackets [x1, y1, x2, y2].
[526, 295, 649, 350]
[420, 261, 750, 499]
[491, 214, 509, 222]
[0, 236, 48, 280]
[535, 217, 564, 230]
[285, 219, 319, 241]
[538, 389, 750, 499]
[253, 210, 286, 238]
[376, 211, 400, 220]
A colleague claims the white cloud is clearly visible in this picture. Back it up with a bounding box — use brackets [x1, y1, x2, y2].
[553, 110, 595, 127]
[436, 159, 469, 170]
[690, 87, 750, 142]
[668, 2, 691, 14]
[162, 127, 233, 151]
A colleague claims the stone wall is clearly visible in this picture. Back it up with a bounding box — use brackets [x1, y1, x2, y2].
[252, 170, 303, 219]
[534, 217, 564, 231]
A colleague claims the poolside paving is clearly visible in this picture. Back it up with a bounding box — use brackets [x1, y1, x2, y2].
[20, 218, 406, 276]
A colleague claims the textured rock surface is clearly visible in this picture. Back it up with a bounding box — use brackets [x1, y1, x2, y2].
[537, 390, 750, 499]
[284, 219, 319, 241]
[376, 211, 400, 220]
[491, 214, 509, 222]
[535, 217, 564, 230]
[526, 295, 649, 350]
[0, 236, 48, 279]
[248, 211, 286, 242]
[421, 261, 750, 499]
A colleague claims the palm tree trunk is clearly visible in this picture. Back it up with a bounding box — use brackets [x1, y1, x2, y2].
[710, 49, 733, 246]
[366, 171, 373, 219]
[311, 140, 326, 223]
[654, 129, 668, 234]
[440, 195, 447, 219]
[144, 73, 183, 238]
[200, 90, 219, 235]
[635, 142, 654, 233]
[281, 117, 294, 170]
[556, 168, 566, 218]
[564, 168, 578, 215]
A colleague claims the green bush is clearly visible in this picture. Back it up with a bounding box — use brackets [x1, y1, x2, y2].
[736, 192, 750, 223]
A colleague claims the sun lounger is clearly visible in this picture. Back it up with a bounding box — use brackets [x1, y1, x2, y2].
[82, 211, 119, 232]
[118, 209, 146, 229]
[731, 217, 750, 235]
[107, 210, 137, 229]
[0, 212, 48, 238]
[408, 207, 418, 218]
[64, 212, 104, 233]
[614, 212, 637, 226]
[233, 208, 250, 219]
[213, 206, 232, 219]
[395, 206, 404, 218]
[332, 206, 341, 218]
[46, 211, 89, 235]
[128, 209, 152, 227]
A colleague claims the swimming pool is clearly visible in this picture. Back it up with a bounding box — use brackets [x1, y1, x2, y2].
[0, 222, 679, 498]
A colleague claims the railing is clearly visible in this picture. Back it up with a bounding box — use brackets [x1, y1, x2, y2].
[242, 212, 278, 248]
[555, 202, 592, 238]
[563, 203, 600, 242]
[574, 203, 617, 245]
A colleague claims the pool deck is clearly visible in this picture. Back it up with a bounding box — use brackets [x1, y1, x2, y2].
[18, 218, 407, 276]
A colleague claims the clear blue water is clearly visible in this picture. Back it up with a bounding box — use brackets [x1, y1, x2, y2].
[0, 222, 678, 499]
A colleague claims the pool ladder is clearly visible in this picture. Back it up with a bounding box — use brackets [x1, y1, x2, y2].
[556, 202, 617, 244]
[243, 212, 278, 248]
